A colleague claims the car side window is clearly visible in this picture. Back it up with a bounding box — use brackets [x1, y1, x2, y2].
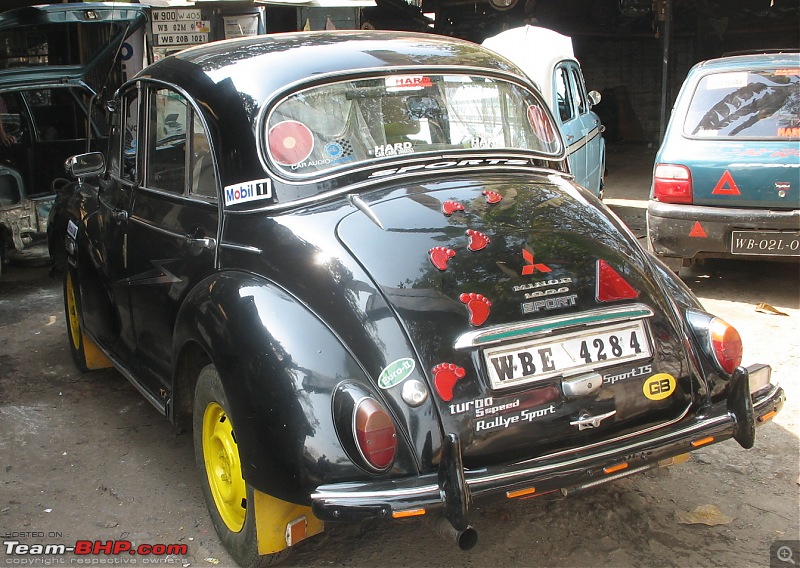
[108, 90, 140, 183]
[190, 117, 215, 198]
[570, 67, 588, 115]
[146, 88, 187, 194]
[555, 66, 574, 123]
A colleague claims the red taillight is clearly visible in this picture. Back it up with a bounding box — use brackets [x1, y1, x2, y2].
[354, 398, 397, 471]
[709, 317, 743, 374]
[653, 164, 693, 204]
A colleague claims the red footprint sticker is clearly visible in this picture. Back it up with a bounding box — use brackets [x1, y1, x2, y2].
[466, 229, 490, 252]
[460, 293, 491, 326]
[430, 247, 456, 271]
[432, 363, 466, 401]
[442, 201, 465, 216]
[483, 190, 503, 204]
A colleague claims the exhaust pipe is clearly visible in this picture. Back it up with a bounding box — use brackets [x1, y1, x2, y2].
[433, 517, 478, 551]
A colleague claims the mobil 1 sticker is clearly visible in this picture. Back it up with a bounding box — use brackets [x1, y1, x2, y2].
[224, 178, 272, 206]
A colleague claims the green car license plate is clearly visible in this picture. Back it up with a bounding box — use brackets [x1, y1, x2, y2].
[731, 230, 800, 256]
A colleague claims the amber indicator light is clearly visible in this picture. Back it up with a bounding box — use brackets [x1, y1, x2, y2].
[691, 436, 715, 448]
[506, 487, 536, 499]
[391, 508, 426, 519]
[603, 462, 629, 474]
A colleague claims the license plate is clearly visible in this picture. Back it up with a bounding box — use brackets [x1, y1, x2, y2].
[483, 320, 652, 390]
[731, 230, 800, 256]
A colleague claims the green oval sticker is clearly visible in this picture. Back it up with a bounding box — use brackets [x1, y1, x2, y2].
[378, 358, 416, 389]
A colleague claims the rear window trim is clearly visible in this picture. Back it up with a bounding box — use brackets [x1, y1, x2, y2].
[255, 66, 565, 183]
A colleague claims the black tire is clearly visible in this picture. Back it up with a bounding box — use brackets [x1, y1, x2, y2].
[193, 365, 290, 568]
[63, 268, 91, 372]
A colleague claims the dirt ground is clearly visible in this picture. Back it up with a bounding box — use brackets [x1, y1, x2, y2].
[1, 144, 798, 568]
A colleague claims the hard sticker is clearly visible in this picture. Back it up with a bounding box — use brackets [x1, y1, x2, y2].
[223, 178, 272, 206]
[643, 373, 676, 401]
[385, 75, 432, 91]
[269, 120, 314, 165]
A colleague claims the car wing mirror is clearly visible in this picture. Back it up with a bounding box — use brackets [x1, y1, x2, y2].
[65, 152, 106, 181]
[588, 90, 602, 107]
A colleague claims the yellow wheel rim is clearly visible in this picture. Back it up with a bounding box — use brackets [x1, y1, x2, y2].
[66, 273, 81, 352]
[202, 401, 247, 532]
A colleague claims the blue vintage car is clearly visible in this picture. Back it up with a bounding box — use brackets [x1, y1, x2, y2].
[647, 51, 800, 269]
[49, 31, 783, 567]
[483, 25, 606, 197]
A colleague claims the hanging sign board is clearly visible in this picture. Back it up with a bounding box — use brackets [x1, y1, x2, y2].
[151, 8, 210, 46]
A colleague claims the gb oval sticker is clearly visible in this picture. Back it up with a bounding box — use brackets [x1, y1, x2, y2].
[378, 358, 416, 389]
[643, 373, 676, 401]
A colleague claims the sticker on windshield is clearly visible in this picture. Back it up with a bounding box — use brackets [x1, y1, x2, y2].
[707, 72, 747, 90]
[385, 75, 432, 91]
[527, 105, 556, 144]
[224, 178, 272, 206]
[269, 120, 314, 166]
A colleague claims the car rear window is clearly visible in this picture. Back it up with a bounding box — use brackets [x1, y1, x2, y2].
[264, 73, 562, 177]
[684, 67, 800, 139]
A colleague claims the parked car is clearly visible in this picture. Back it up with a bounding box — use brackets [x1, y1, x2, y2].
[647, 50, 800, 270]
[49, 31, 784, 567]
[0, 2, 146, 277]
[482, 25, 606, 197]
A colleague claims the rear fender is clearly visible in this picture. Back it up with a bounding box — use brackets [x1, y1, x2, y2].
[173, 271, 418, 504]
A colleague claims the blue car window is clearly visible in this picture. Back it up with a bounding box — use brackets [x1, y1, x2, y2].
[265, 73, 562, 178]
[684, 68, 800, 139]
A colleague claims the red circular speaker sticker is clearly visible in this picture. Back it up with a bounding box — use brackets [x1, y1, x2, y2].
[527, 105, 557, 145]
[268, 120, 314, 165]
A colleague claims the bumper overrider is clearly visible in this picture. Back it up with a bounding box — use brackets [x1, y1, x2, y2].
[311, 365, 784, 545]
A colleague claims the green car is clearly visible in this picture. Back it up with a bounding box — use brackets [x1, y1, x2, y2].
[647, 50, 800, 270]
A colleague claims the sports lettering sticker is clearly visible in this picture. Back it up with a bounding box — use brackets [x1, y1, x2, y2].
[378, 358, 416, 389]
[224, 178, 272, 206]
[385, 75, 432, 91]
[643, 373, 676, 401]
[269, 120, 314, 165]
[707, 72, 747, 90]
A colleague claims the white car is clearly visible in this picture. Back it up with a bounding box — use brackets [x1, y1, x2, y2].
[483, 25, 606, 197]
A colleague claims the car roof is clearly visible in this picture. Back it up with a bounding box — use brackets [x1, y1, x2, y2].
[136, 30, 530, 110]
[482, 25, 577, 108]
[690, 50, 800, 73]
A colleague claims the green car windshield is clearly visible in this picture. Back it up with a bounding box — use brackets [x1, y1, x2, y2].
[684, 67, 800, 139]
[264, 73, 563, 177]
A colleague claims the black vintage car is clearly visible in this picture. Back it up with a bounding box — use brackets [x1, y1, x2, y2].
[49, 31, 785, 567]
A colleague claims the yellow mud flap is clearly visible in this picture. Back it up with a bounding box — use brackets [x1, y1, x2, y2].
[253, 489, 324, 555]
[83, 333, 113, 370]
